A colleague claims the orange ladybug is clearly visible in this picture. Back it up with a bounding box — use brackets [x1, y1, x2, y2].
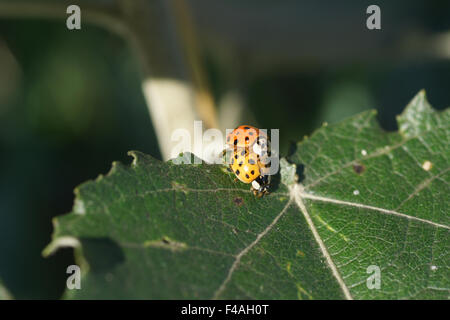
[225, 125, 269, 156]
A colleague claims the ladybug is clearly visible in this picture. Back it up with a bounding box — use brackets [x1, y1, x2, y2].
[224, 125, 269, 157]
[229, 148, 271, 197]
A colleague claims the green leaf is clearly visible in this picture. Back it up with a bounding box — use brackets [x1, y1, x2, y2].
[288, 90, 449, 299]
[0, 279, 12, 300]
[45, 90, 449, 299]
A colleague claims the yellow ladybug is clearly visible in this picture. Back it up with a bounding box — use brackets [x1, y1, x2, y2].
[229, 148, 270, 197]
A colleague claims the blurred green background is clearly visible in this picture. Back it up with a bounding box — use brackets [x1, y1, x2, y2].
[0, 0, 449, 299]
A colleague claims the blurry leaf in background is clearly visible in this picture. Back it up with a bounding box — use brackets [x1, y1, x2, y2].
[0, 39, 21, 115]
[319, 82, 375, 125]
[25, 47, 104, 140]
[0, 20, 160, 299]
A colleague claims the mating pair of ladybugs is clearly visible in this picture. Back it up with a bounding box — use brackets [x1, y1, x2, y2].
[222, 125, 272, 197]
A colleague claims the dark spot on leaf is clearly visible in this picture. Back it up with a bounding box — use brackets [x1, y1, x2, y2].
[353, 163, 365, 174]
[233, 197, 244, 206]
[145, 237, 187, 251]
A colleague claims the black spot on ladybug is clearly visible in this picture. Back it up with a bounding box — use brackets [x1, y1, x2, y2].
[235, 169, 240, 175]
[244, 126, 250, 130]
[234, 139, 238, 145]
[245, 136, 250, 142]
[249, 131, 254, 136]
[245, 174, 250, 179]
[241, 150, 246, 156]
[353, 163, 365, 174]
[234, 154, 238, 159]
[233, 197, 244, 206]
[239, 162, 243, 167]
[249, 159, 256, 165]
[251, 170, 255, 175]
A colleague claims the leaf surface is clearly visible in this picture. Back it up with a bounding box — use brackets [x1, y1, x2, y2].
[46, 91, 449, 299]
